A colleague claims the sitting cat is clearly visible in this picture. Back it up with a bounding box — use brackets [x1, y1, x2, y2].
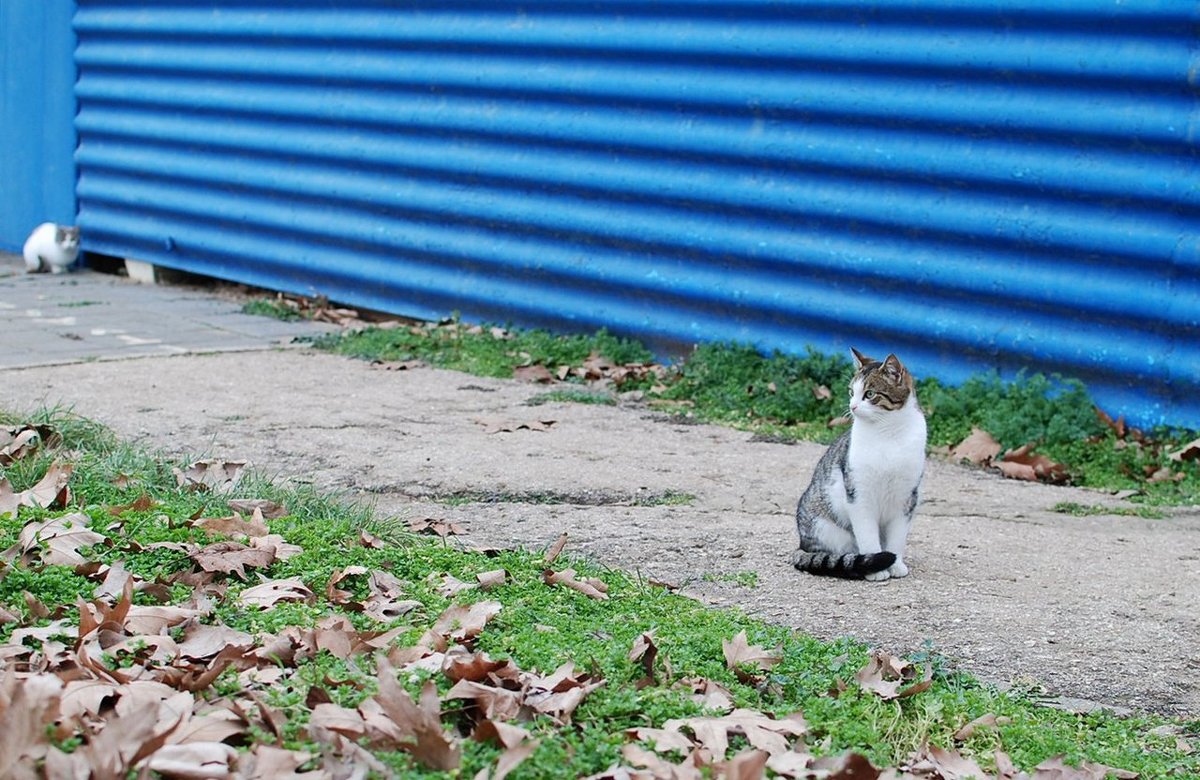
[791, 348, 927, 581]
[23, 222, 81, 274]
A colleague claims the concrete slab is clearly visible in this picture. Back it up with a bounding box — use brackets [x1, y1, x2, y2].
[0, 253, 332, 367]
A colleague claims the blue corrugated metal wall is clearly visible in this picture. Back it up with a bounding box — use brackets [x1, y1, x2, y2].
[0, 1, 78, 252]
[73, 1, 1199, 429]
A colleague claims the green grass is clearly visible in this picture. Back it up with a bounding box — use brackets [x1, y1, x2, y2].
[304, 323, 1200, 506]
[525, 388, 618, 406]
[242, 298, 302, 321]
[1, 407, 1195, 778]
[306, 320, 653, 382]
[1052, 502, 1167, 520]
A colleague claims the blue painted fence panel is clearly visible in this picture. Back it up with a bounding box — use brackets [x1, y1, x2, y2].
[0, 1, 77, 252]
[73, 1, 1200, 428]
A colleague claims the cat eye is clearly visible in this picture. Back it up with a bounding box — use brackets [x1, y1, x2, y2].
[864, 390, 879, 401]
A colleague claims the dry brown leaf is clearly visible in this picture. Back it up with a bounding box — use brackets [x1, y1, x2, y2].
[542, 530, 568, 561]
[190, 540, 277, 580]
[0, 671, 62, 778]
[249, 533, 303, 561]
[722, 748, 770, 780]
[952, 712, 1010, 741]
[910, 744, 989, 780]
[408, 517, 467, 537]
[1031, 755, 1138, 779]
[373, 659, 461, 770]
[2, 511, 104, 567]
[173, 459, 246, 492]
[442, 648, 520, 683]
[428, 601, 502, 645]
[997, 445, 1069, 484]
[358, 530, 387, 548]
[543, 568, 609, 600]
[444, 679, 525, 722]
[76, 696, 180, 778]
[722, 630, 782, 676]
[241, 745, 320, 780]
[107, 493, 158, 516]
[434, 572, 477, 598]
[626, 726, 696, 755]
[362, 595, 424, 624]
[1146, 466, 1185, 484]
[325, 565, 369, 604]
[544, 532, 569, 564]
[619, 743, 703, 779]
[0, 424, 58, 466]
[765, 749, 819, 778]
[177, 623, 255, 661]
[808, 750, 881, 779]
[358, 570, 423, 622]
[674, 677, 734, 713]
[227, 498, 288, 519]
[308, 703, 367, 743]
[473, 721, 538, 780]
[476, 569, 509, 590]
[513, 364, 556, 384]
[1168, 437, 1200, 462]
[950, 428, 1003, 465]
[143, 742, 239, 779]
[629, 632, 659, 687]
[239, 577, 316, 609]
[663, 708, 806, 761]
[0, 461, 73, 518]
[854, 650, 933, 700]
[123, 602, 207, 636]
[993, 750, 1021, 780]
[192, 510, 270, 538]
[523, 662, 606, 724]
[94, 559, 135, 601]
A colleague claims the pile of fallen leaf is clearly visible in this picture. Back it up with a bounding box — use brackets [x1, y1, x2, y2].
[361, 317, 671, 393]
[940, 407, 1200, 489]
[942, 428, 1069, 485]
[0, 424, 1145, 779]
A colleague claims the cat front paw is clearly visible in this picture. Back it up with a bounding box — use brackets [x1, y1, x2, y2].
[888, 560, 909, 578]
[864, 570, 891, 582]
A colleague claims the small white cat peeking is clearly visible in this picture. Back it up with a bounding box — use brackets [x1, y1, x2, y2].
[23, 222, 81, 274]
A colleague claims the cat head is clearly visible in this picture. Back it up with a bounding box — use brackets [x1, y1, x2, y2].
[848, 347, 916, 420]
[55, 225, 80, 251]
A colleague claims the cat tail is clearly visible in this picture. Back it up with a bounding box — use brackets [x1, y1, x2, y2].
[791, 550, 896, 579]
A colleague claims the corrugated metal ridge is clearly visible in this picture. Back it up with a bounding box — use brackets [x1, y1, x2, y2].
[74, 131, 1190, 326]
[76, 43, 1198, 150]
[73, 82, 1197, 262]
[73, 1, 1200, 427]
[76, 157, 1196, 386]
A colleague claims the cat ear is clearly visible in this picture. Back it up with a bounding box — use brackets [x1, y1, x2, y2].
[882, 353, 904, 377]
[850, 347, 873, 369]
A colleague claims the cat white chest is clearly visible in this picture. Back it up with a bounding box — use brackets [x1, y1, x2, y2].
[846, 408, 926, 511]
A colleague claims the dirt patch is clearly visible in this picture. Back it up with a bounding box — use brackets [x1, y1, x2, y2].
[5, 349, 1199, 716]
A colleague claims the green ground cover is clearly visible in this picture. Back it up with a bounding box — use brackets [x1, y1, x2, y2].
[1, 407, 1195, 777]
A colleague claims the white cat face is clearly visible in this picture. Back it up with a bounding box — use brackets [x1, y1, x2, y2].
[849, 377, 878, 420]
[57, 227, 80, 252]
